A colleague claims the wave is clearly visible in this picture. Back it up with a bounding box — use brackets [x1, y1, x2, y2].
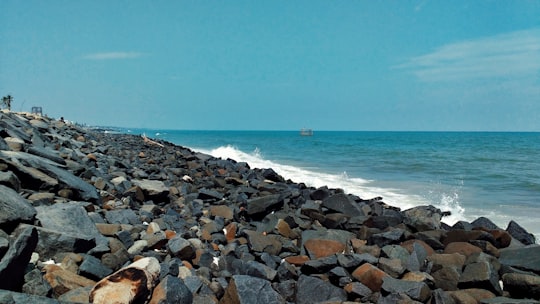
[196, 145, 466, 226]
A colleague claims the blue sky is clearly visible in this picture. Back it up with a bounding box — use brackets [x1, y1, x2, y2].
[1, 1, 539, 131]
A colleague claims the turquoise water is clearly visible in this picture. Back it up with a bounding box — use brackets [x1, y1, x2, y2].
[127, 130, 540, 240]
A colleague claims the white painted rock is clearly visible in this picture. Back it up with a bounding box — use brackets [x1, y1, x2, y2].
[89, 257, 160, 304]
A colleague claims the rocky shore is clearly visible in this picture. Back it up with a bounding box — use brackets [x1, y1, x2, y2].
[0, 110, 538, 304]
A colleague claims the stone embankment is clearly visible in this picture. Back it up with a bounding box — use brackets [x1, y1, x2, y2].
[0, 110, 538, 303]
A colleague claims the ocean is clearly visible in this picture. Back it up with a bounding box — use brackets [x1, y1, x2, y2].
[125, 130, 540, 241]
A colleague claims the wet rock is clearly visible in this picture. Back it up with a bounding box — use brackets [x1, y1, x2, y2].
[0, 226, 38, 291]
[220, 274, 285, 304]
[90, 257, 161, 304]
[295, 275, 347, 304]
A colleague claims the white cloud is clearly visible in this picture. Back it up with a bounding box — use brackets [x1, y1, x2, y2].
[396, 28, 540, 82]
[83, 52, 144, 60]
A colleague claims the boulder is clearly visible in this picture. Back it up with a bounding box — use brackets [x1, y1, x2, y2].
[220, 275, 285, 304]
[499, 245, 540, 273]
[506, 220, 536, 245]
[295, 275, 347, 304]
[0, 226, 38, 290]
[458, 261, 502, 295]
[149, 275, 193, 304]
[168, 236, 195, 260]
[246, 194, 282, 217]
[0, 184, 36, 232]
[132, 179, 170, 203]
[502, 273, 540, 299]
[321, 193, 363, 216]
[381, 276, 431, 302]
[304, 238, 346, 259]
[402, 205, 442, 232]
[90, 257, 161, 304]
[43, 264, 96, 298]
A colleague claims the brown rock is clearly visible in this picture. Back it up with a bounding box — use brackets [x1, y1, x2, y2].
[43, 264, 96, 297]
[275, 219, 293, 238]
[61, 253, 83, 273]
[444, 242, 482, 257]
[304, 238, 346, 259]
[284, 255, 310, 266]
[89, 257, 160, 304]
[210, 205, 234, 220]
[401, 239, 435, 256]
[224, 222, 237, 241]
[95, 223, 122, 236]
[488, 229, 512, 248]
[448, 288, 496, 303]
[427, 253, 466, 269]
[354, 244, 381, 258]
[352, 263, 389, 292]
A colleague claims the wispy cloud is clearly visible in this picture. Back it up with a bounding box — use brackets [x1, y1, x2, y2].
[396, 28, 540, 82]
[82, 52, 144, 60]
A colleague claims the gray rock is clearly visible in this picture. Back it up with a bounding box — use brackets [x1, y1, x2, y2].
[0, 226, 38, 290]
[403, 205, 442, 232]
[322, 193, 362, 216]
[458, 261, 502, 295]
[0, 171, 21, 192]
[132, 179, 170, 203]
[381, 276, 431, 302]
[20, 224, 95, 259]
[35, 202, 108, 253]
[370, 228, 405, 247]
[168, 236, 195, 260]
[507, 220, 536, 245]
[295, 274, 347, 304]
[471, 216, 501, 230]
[26, 146, 66, 165]
[78, 255, 113, 281]
[0, 236, 8, 258]
[499, 245, 540, 273]
[221, 274, 285, 304]
[150, 275, 193, 304]
[22, 268, 52, 297]
[431, 289, 456, 304]
[0, 289, 63, 304]
[0, 184, 36, 231]
[104, 209, 140, 225]
[243, 230, 283, 256]
[246, 194, 282, 216]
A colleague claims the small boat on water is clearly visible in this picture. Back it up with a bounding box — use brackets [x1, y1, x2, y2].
[300, 128, 313, 136]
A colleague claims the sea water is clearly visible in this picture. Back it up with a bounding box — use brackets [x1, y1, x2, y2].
[129, 130, 540, 241]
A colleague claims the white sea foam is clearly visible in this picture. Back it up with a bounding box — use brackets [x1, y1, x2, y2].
[198, 145, 467, 226]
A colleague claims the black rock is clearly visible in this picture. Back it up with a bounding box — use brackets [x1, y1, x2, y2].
[151, 275, 193, 304]
[322, 193, 363, 217]
[0, 226, 38, 291]
[506, 220, 536, 245]
[78, 254, 113, 281]
[381, 276, 431, 302]
[471, 216, 501, 230]
[246, 194, 283, 217]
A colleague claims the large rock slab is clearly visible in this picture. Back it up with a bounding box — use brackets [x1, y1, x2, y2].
[0, 151, 99, 202]
[35, 202, 108, 253]
[0, 226, 38, 291]
[499, 245, 540, 273]
[502, 273, 540, 300]
[246, 194, 282, 217]
[0, 184, 36, 232]
[220, 274, 285, 304]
